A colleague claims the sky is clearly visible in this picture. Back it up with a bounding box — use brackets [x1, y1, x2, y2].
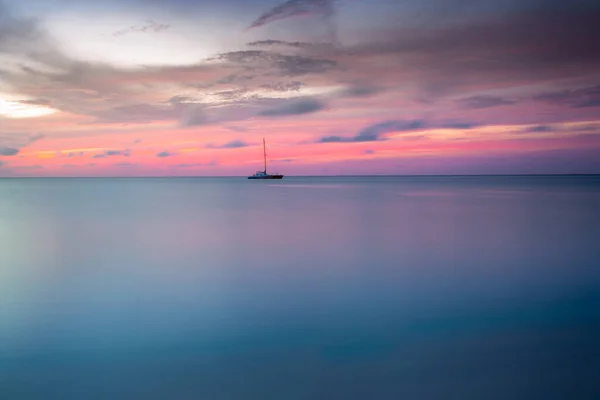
[0, 0, 599, 176]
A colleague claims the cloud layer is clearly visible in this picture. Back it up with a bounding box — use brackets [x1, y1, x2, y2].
[1, 0, 599, 176]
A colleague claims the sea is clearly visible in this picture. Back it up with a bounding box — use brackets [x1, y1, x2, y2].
[1, 175, 599, 399]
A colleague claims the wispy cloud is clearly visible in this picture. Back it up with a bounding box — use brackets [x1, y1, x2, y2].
[457, 96, 517, 109]
[206, 140, 249, 149]
[0, 147, 19, 156]
[225, 126, 248, 133]
[180, 106, 208, 127]
[92, 103, 183, 124]
[354, 120, 426, 142]
[319, 120, 425, 143]
[157, 151, 176, 157]
[177, 161, 218, 168]
[259, 98, 325, 116]
[18, 99, 52, 106]
[247, 40, 316, 49]
[533, 84, 600, 108]
[92, 149, 131, 158]
[209, 50, 337, 76]
[523, 125, 555, 133]
[337, 84, 384, 99]
[14, 164, 44, 170]
[247, 0, 335, 33]
[112, 20, 170, 37]
[440, 121, 480, 129]
[260, 81, 305, 93]
[28, 133, 45, 143]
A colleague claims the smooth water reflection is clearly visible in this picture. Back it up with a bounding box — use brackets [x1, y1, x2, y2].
[1, 176, 599, 399]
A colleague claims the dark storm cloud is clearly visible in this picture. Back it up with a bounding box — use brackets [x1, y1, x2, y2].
[259, 98, 325, 116]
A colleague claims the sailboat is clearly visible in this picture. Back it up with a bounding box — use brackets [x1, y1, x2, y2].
[247, 138, 284, 179]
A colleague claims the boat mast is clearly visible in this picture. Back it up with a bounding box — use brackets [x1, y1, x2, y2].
[263, 137, 267, 173]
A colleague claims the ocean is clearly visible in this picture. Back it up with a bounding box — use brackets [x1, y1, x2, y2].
[1, 175, 599, 399]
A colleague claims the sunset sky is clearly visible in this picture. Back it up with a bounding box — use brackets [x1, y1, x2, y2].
[0, 0, 599, 176]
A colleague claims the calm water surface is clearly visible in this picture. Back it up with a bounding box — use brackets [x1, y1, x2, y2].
[1, 176, 599, 399]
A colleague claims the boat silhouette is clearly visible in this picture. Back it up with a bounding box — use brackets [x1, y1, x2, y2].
[247, 138, 284, 180]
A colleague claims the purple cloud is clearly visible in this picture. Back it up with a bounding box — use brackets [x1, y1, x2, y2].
[457, 96, 517, 109]
[523, 125, 555, 133]
[92, 149, 131, 158]
[259, 98, 325, 116]
[533, 84, 600, 108]
[0, 147, 19, 156]
[319, 120, 426, 143]
[206, 140, 249, 149]
[247, 0, 334, 30]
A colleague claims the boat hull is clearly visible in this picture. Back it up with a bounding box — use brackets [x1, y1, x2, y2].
[247, 175, 284, 180]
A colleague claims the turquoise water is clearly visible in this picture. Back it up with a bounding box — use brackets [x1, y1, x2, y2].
[1, 176, 599, 399]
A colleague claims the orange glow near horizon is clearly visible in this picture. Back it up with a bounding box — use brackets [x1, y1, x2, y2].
[4, 111, 599, 176]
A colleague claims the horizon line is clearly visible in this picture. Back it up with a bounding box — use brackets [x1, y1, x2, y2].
[1, 173, 599, 179]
